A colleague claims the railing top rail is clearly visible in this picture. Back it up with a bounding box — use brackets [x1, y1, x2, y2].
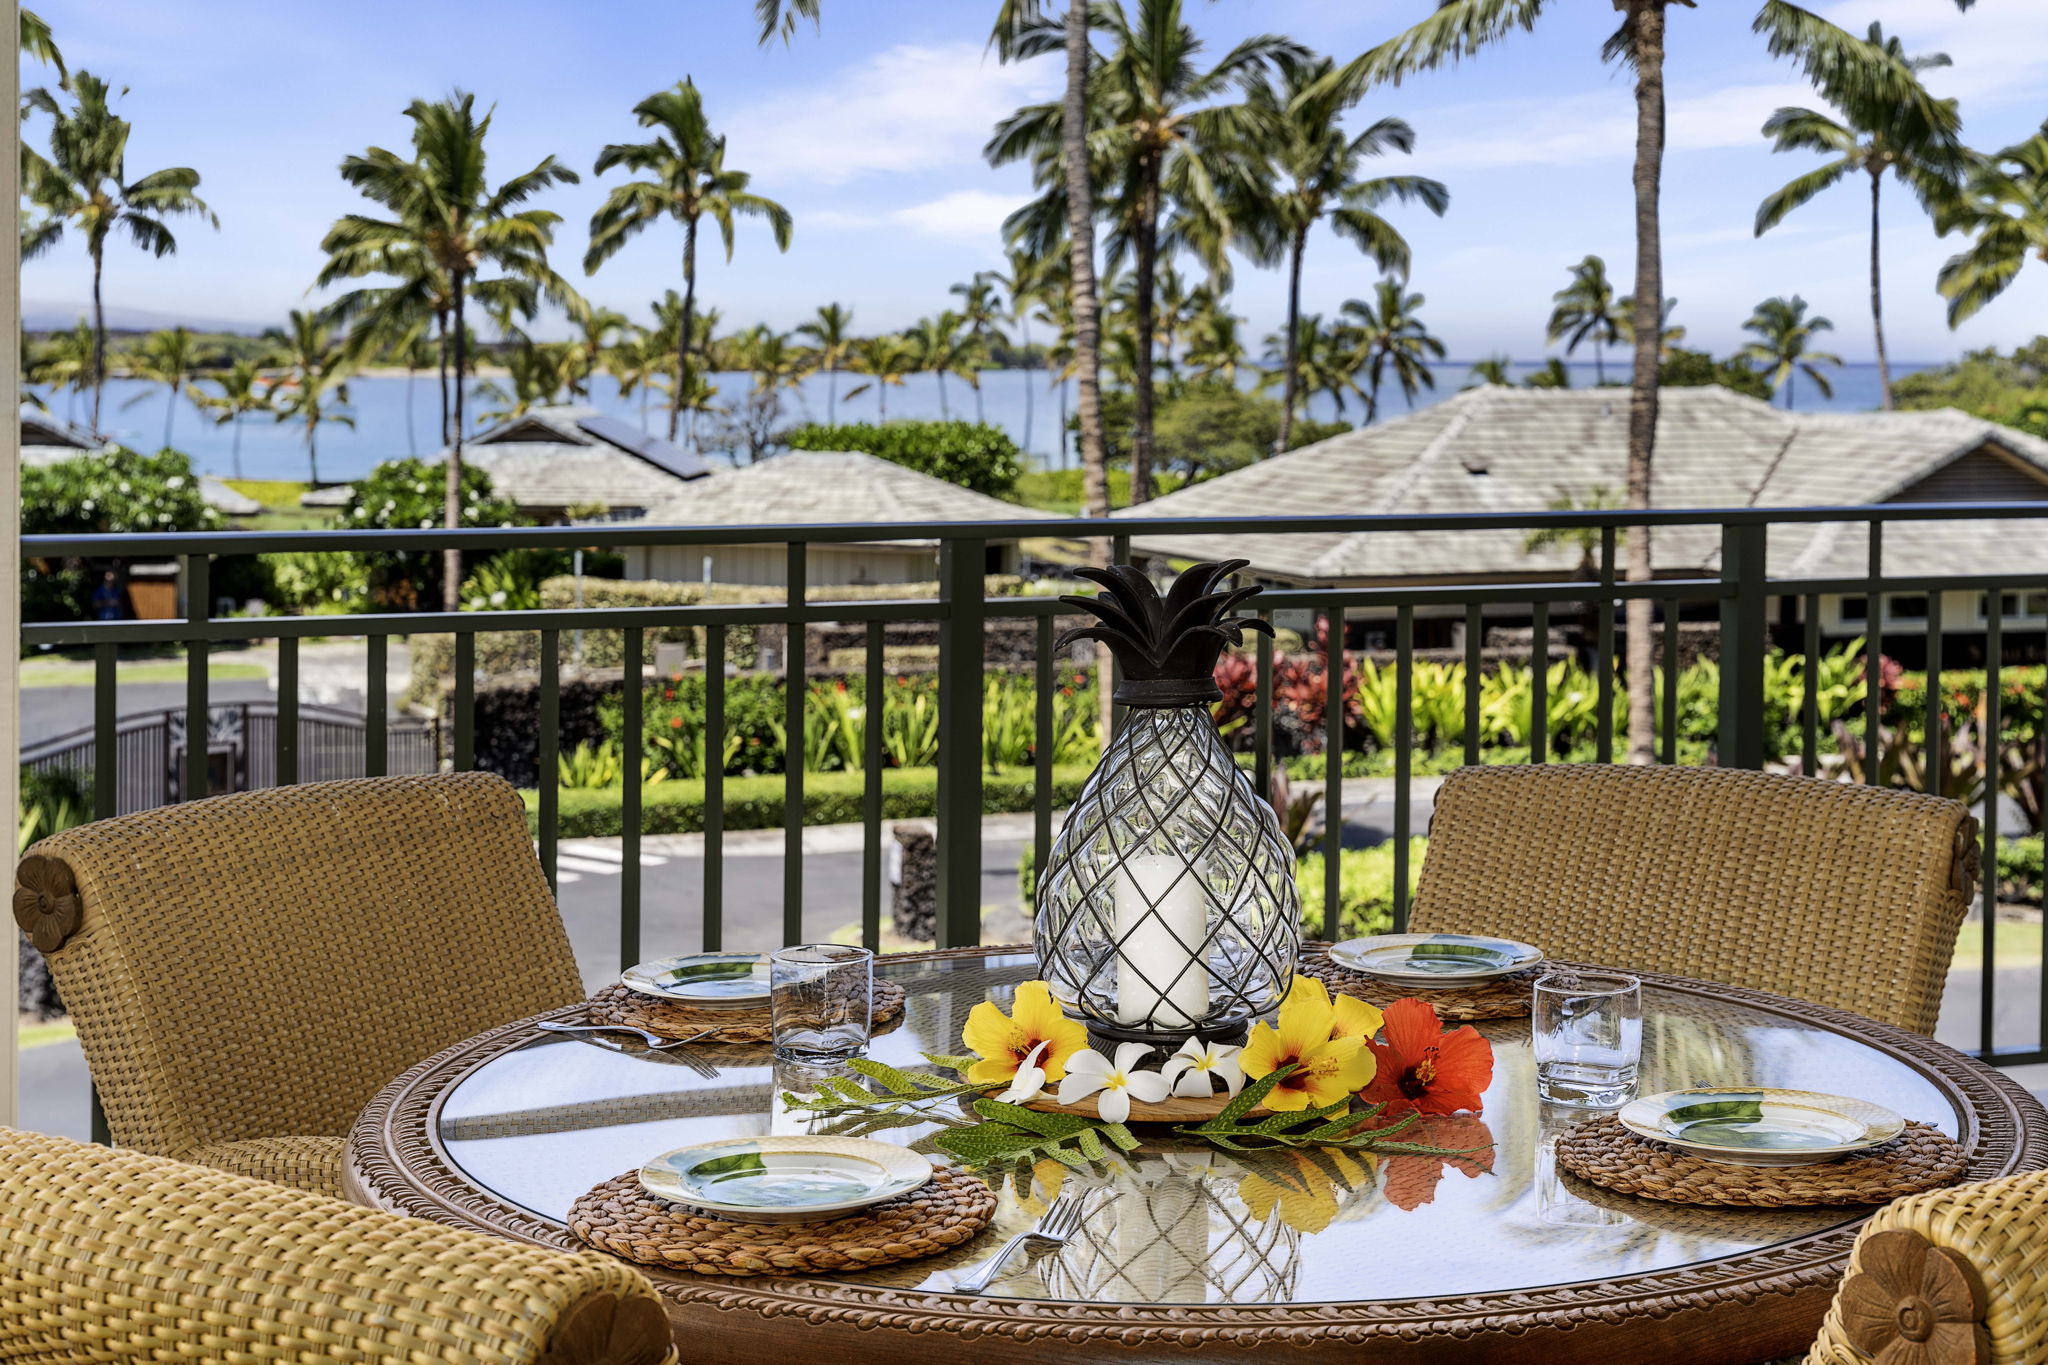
[20, 500, 2048, 558]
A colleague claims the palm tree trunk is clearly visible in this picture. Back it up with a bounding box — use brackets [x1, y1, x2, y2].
[1020, 315, 1035, 454]
[1062, 0, 1108, 527]
[406, 362, 419, 457]
[445, 272, 468, 614]
[1594, 344, 1605, 387]
[89, 251, 106, 436]
[676, 219, 698, 445]
[231, 413, 244, 481]
[937, 368, 949, 420]
[1623, 0, 1666, 767]
[973, 366, 984, 422]
[828, 364, 838, 425]
[1870, 169, 1892, 411]
[1787, 370, 1795, 411]
[307, 413, 320, 487]
[1130, 157, 1160, 506]
[436, 311, 451, 447]
[163, 383, 175, 449]
[1276, 228, 1306, 456]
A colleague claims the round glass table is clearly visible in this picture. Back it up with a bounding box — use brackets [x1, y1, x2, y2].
[347, 947, 2048, 1364]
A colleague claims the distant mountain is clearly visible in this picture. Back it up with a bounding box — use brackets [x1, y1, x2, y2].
[22, 298, 265, 334]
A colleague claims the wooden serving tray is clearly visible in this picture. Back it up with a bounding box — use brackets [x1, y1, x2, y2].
[1006, 1089, 1273, 1123]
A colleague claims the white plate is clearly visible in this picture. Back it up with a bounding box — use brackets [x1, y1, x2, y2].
[1328, 932, 1543, 987]
[1618, 1088, 1907, 1167]
[621, 953, 770, 1009]
[639, 1136, 933, 1224]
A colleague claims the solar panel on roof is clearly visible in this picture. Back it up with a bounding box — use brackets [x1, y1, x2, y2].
[576, 412, 713, 481]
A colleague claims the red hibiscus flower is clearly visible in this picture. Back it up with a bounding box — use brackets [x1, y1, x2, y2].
[1381, 1115, 1496, 1211]
[1359, 997, 1494, 1118]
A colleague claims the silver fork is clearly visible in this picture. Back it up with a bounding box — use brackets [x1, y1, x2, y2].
[535, 1022, 722, 1077]
[953, 1193, 1085, 1295]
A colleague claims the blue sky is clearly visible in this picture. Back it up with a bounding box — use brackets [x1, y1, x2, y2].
[19, 0, 2048, 363]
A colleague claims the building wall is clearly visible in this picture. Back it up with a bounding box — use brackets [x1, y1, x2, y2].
[1889, 446, 2048, 504]
[627, 543, 941, 586]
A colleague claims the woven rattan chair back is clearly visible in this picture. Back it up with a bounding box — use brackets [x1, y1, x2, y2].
[1411, 764, 1978, 1034]
[0, 1126, 677, 1365]
[17, 773, 583, 1171]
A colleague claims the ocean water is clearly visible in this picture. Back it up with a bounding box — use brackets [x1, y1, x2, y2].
[29, 359, 1934, 486]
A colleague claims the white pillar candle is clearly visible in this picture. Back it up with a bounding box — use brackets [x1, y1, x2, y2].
[1113, 853, 1210, 1029]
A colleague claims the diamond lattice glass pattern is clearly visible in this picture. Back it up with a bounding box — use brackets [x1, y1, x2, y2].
[1036, 707, 1301, 1037]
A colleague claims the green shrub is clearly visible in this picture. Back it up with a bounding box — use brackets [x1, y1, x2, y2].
[784, 420, 1024, 496]
[2000, 835, 2043, 903]
[530, 764, 1097, 839]
[336, 458, 524, 610]
[1296, 840, 1427, 940]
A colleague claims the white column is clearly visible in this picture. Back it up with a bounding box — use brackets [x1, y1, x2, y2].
[3, 0, 23, 1130]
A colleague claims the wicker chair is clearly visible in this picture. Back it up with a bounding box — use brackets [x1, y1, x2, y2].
[0, 1126, 675, 1365]
[1411, 764, 1979, 1034]
[12, 773, 584, 1196]
[1805, 1167, 2048, 1363]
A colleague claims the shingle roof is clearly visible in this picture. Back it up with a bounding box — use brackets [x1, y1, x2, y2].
[1121, 386, 2048, 582]
[444, 405, 713, 513]
[638, 451, 1055, 542]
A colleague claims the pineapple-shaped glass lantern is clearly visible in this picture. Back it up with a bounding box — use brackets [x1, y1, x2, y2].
[1036, 560, 1301, 1048]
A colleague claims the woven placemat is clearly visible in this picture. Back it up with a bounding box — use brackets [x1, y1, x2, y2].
[569, 1164, 996, 1276]
[1297, 951, 1539, 1021]
[1554, 1115, 1970, 1207]
[586, 978, 906, 1043]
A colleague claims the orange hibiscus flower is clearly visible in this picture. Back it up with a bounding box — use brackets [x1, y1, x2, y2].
[1359, 998, 1494, 1118]
[1380, 1115, 1496, 1212]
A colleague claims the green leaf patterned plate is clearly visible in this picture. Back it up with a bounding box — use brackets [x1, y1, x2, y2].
[1618, 1088, 1907, 1167]
[639, 1136, 933, 1223]
[621, 952, 771, 1009]
[1328, 932, 1543, 987]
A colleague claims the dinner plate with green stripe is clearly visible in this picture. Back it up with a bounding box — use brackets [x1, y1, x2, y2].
[1618, 1088, 1906, 1167]
[1328, 932, 1543, 987]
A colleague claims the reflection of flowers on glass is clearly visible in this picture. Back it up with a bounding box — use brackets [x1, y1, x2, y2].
[1235, 1147, 1377, 1234]
[1360, 998, 1494, 1118]
[1242, 976, 1376, 1111]
[1836, 1230, 1989, 1365]
[1169, 1037, 1245, 1098]
[1057, 1043, 1175, 1122]
[12, 854, 82, 953]
[1378, 1115, 1496, 1212]
[962, 980, 1088, 1088]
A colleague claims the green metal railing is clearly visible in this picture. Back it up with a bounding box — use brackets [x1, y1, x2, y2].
[20, 501, 2048, 1143]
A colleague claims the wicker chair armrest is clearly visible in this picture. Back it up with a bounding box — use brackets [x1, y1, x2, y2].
[0, 1127, 675, 1365]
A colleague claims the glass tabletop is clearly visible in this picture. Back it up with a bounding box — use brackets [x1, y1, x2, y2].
[437, 950, 1958, 1306]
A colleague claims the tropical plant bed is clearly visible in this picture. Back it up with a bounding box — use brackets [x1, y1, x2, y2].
[524, 764, 1096, 839]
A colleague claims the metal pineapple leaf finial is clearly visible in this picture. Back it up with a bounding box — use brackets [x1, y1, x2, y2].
[1057, 558, 1273, 707]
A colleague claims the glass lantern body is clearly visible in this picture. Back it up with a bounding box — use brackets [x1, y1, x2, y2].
[1035, 705, 1301, 1044]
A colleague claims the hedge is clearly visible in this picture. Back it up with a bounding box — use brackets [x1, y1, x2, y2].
[528, 764, 1097, 839]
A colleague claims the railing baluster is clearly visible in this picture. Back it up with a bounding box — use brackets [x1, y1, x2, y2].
[1596, 527, 1616, 763]
[539, 629, 559, 893]
[621, 627, 643, 973]
[1982, 593, 2001, 1060]
[865, 621, 886, 953]
[705, 624, 726, 952]
[94, 644, 117, 818]
[184, 553, 210, 801]
[1531, 601, 1549, 764]
[1801, 595, 1820, 776]
[365, 634, 387, 778]
[1925, 594, 1945, 795]
[1866, 521, 1884, 785]
[1033, 617, 1054, 913]
[935, 538, 987, 948]
[1254, 610, 1274, 798]
[1393, 607, 1414, 933]
[277, 637, 298, 787]
[1661, 599, 1679, 765]
[1464, 603, 1481, 768]
[784, 544, 806, 947]
[1324, 604, 1343, 928]
[1110, 532, 1130, 737]
[453, 632, 475, 771]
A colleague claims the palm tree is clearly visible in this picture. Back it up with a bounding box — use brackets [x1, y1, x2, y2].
[733, 325, 804, 396]
[568, 306, 628, 400]
[606, 324, 663, 432]
[477, 337, 575, 423]
[949, 275, 1007, 422]
[20, 72, 217, 436]
[392, 324, 435, 456]
[1524, 358, 1572, 390]
[1464, 355, 1513, 388]
[20, 9, 63, 76]
[319, 91, 583, 609]
[1935, 122, 2048, 328]
[26, 318, 96, 427]
[191, 358, 272, 480]
[1754, 23, 1966, 409]
[992, 249, 1052, 452]
[795, 303, 855, 426]
[1545, 256, 1623, 385]
[584, 80, 792, 445]
[266, 310, 355, 485]
[845, 335, 915, 419]
[1740, 295, 1841, 410]
[1185, 296, 1247, 383]
[1259, 313, 1363, 419]
[120, 326, 199, 449]
[1615, 294, 1685, 361]
[1341, 280, 1444, 415]
[1322, 0, 1958, 765]
[909, 312, 980, 420]
[1234, 55, 1447, 453]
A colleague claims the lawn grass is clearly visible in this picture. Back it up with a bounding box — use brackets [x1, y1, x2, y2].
[1953, 918, 2046, 965]
[20, 659, 267, 688]
[18, 1020, 76, 1049]
[222, 479, 311, 508]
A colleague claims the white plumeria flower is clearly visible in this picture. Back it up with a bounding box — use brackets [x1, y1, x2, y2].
[1055, 1043, 1173, 1124]
[1168, 1037, 1245, 1099]
[995, 1040, 1053, 1104]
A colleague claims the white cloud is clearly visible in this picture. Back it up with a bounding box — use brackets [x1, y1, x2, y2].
[1824, 0, 2048, 109]
[888, 189, 1027, 242]
[1415, 81, 1814, 171]
[725, 43, 1056, 186]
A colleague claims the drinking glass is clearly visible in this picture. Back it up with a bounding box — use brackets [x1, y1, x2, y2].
[770, 944, 874, 1059]
[1531, 971, 1641, 1107]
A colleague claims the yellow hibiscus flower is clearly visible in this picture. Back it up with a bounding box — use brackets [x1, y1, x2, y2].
[1241, 975, 1378, 1111]
[961, 980, 1089, 1087]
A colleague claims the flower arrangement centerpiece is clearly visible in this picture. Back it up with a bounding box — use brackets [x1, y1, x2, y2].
[1035, 560, 1300, 1054]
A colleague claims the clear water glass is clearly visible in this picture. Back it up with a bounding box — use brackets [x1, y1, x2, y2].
[770, 944, 874, 1059]
[1532, 971, 1642, 1107]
